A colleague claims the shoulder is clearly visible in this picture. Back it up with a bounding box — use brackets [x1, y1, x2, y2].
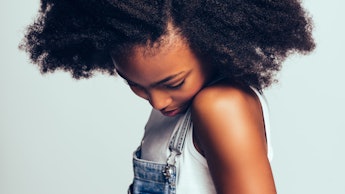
[191, 83, 266, 150]
[191, 84, 275, 193]
[192, 84, 262, 124]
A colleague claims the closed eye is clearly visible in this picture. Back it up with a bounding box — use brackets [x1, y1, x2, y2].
[164, 80, 185, 89]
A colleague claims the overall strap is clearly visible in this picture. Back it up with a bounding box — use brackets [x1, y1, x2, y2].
[169, 109, 192, 154]
[163, 109, 192, 179]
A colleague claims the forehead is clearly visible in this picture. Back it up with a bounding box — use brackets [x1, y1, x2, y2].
[113, 36, 202, 85]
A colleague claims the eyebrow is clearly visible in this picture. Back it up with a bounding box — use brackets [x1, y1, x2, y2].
[116, 69, 185, 88]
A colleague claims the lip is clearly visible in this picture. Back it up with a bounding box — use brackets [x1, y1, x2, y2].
[162, 108, 181, 117]
[161, 104, 190, 117]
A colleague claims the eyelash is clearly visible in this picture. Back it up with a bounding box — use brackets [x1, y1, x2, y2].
[165, 80, 185, 89]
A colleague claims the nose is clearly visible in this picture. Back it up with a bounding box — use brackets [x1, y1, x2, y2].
[148, 89, 172, 110]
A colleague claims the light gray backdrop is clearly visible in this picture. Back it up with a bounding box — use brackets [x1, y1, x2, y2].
[1, 0, 344, 193]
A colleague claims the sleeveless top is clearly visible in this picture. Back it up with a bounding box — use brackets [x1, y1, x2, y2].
[136, 87, 273, 193]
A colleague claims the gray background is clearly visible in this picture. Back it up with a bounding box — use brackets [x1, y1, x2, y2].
[1, 0, 344, 193]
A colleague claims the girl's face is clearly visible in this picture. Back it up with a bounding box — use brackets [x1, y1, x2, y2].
[113, 36, 213, 117]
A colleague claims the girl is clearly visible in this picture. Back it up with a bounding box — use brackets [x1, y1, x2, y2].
[20, 0, 315, 193]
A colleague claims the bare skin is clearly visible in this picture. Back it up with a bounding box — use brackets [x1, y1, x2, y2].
[192, 83, 276, 194]
[112, 31, 276, 194]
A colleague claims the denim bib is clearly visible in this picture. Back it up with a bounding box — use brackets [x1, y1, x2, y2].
[128, 109, 192, 194]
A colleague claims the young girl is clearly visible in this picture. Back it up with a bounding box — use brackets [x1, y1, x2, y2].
[20, 0, 315, 193]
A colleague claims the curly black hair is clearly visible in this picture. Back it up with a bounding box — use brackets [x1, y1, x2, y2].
[20, 0, 315, 90]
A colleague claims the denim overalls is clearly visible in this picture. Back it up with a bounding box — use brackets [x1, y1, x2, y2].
[128, 109, 192, 194]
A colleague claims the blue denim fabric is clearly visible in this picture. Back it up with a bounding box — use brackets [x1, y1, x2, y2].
[128, 150, 176, 194]
[128, 109, 191, 194]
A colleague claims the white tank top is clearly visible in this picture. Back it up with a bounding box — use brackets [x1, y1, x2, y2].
[140, 88, 273, 193]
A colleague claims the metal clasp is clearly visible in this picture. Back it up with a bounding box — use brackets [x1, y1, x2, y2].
[162, 164, 174, 179]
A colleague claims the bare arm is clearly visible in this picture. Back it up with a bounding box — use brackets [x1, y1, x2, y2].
[191, 85, 276, 194]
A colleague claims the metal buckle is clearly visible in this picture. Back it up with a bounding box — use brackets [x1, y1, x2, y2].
[162, 164, 174, 179]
